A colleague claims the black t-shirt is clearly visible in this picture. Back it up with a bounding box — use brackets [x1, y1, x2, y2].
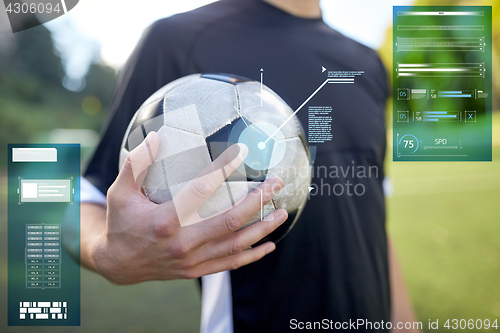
[85, 0, 390, 331]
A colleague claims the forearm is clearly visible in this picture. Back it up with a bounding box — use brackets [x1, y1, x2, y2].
[79, 203, 107, 272]
[389, 237, 420, 332]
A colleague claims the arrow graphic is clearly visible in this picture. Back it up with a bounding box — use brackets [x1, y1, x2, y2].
[261, 78, 354, 147]
[260, 68, 264, 106]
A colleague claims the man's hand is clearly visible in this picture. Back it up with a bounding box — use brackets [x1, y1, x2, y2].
[86, 132, 287, 285]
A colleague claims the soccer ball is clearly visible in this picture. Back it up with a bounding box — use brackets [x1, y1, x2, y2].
[120, 73, 311, 243]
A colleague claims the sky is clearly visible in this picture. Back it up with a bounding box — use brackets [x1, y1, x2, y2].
[38, 0, 413, 82]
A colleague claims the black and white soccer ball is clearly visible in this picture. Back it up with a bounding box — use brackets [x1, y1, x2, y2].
[120, 73, 311, 243]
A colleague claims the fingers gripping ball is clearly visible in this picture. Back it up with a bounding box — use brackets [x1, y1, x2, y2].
[120, 73, 312, 243]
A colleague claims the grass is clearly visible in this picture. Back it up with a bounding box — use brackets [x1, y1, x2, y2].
[0, 115, 499, 332]
[386, 112, 500, 331]
[387, 149, 500, 330]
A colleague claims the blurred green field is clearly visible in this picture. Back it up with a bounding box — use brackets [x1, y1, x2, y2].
[388, 153, 500, 329]
[0, 115, 499, 332]
[386, 112, 500, 330]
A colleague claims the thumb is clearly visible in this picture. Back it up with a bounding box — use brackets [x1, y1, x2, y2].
[117, 131, 160, 192]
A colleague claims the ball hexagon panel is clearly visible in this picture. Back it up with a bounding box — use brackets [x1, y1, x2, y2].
[162, 77, 239, 138]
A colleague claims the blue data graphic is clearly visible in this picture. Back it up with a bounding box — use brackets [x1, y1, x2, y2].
[8, 144, 81, 326]
[393, 6, 492, 161]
